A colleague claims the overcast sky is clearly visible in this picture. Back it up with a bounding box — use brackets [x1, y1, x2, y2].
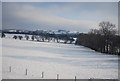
[2, 2, 118, 32]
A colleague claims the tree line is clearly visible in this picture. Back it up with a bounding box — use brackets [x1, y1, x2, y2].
[75, 21, 120, 55]
[1, 32, 75, 44]
[32, 33, 75, 44]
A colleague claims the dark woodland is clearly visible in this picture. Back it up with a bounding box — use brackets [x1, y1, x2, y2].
[75, 21, 120, 55]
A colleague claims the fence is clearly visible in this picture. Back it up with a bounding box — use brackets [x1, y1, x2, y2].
[6, 66, 119, 81]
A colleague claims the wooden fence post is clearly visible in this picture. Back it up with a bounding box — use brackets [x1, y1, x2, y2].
[25, 69, 27, 75]
[57, 74, 59, 80]
[42, 72, 44, 78]
[9, 66, 11, 72]
[75, 76, 76, 81]
[89, 78, 93, 81]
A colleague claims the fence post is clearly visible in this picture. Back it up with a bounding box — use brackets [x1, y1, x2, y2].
[57, 74, 59, 80]
[89, 78, 93, 81]
[42, 72, 44, 78]
[75, 76, 76, 81]
[25, 69, 27, 75]
[9, 66, 11, 72]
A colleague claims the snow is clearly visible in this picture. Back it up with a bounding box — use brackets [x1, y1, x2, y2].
[0, 38, 2, 80]
[2, 34, 119, 79]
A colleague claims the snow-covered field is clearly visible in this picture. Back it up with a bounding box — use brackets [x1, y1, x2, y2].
[2, 34, 119, 79]
[0, 38, 2, 80]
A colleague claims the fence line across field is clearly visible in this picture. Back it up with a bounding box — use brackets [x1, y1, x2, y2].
[7, 66, 118, 81]
[7, 66, 82, 80]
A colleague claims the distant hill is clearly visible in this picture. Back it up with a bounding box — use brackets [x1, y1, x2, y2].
[1, 29, 80, 37]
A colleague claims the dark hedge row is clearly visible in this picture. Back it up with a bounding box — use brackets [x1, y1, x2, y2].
[75, 33, 120, 55]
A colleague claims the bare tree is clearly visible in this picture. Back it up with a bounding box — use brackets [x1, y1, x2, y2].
[99, 21, 116, 53]
[99, 21, 116, 36]
[76, 21, 119, 55]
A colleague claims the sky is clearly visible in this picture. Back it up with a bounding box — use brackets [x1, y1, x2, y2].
[2, 2, 118, 32]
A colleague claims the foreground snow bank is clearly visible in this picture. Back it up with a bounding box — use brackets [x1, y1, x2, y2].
[2, 34, 118, 79]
